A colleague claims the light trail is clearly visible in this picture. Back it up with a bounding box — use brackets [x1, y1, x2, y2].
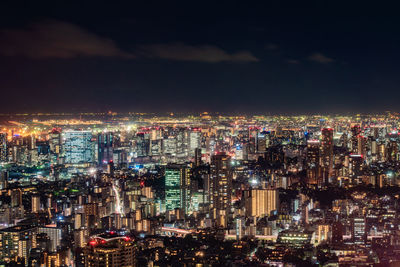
[112, 179, 125, 216]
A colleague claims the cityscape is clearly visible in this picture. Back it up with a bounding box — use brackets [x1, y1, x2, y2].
[0, 112, 400, 266]
[2, 1, 400, 266]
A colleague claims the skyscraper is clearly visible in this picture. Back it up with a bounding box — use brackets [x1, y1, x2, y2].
[210, 153, 232, 227]
[0, 133, 7, 162]
[165, 164, 191, 213]
[320, 128, 333, 185]
[49, 129, 62, 164]
[97, 132, 113, 165]
[63, 130, 93, 164]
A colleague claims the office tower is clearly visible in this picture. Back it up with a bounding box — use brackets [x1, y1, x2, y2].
[356, 135, 367, 156]
[244, 189, 279, 218]
[189, 130, 201, 156]
[49, 129, 62, 164]
[165, 164, 191, 213]
[150, 139, 162, 156]
[84, 237, 136, 266]
[97, 132, 113, 165]
[320, 128, 333, 169]
[31, 194, 40, 213]
[352, 216, 366, 245]
[306, 140, 320, 184]
[0, 225, 35, 265]
[63, 130, 93, 164]
[136, 132, 150, 157]
[210, 153, 232, 226]
[320, 128, 334, 185]
[351, 125, 361, 152]
[0, 133, 7, 162]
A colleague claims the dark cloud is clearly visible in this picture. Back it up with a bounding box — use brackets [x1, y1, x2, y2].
[287, 59, 300, 64]
[265, 43, 278, 50]
[0, 20, 134, 59]
[308, 52, 334, 63]
[138, 43, 259, 63]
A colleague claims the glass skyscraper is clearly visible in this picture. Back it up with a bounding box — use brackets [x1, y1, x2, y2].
[63, 130, 93, 164]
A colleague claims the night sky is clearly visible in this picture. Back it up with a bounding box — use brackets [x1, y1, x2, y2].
[1, 1, 400, 114]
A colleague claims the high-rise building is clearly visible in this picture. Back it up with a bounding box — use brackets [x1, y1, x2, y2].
[320, 128, 334, 185]
[135, 132, 150, 157]
[0, 133, 7, 162]
[244, 189, 279, 218]
[38, 226, 62, 252]
[0, 225, 35, 265]
[352, 216, 366, 245]
[31, 194, 40, 213]
[165, 164, 191, 213]
[210, 153, 232, 226]
[63, 130, 93, 164]
[306, 140, 320, 184]
[97, 132, 113, 165]
[83, 236, 136, 266]
[320, 128, 333, 169]
[49, 129, 61, 164]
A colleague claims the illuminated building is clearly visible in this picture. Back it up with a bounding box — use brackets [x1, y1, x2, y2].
[277, 230, 313, 248]
[256, 131, 270, 153]
[38, 226, 62, 252]
[210, 153, 232, 226]
[135, 132, 150, 157]
[350, 125, 361, 153]
[244, 189, 279, 218]
[0, 133, 7, 162]
[83, 235, 136, 267]
[189, 130, 201, 156]
[316, 224, 331, 244]
[97, 132, 113, 165]
[63, 130, 94, 164]
[31, 194, 40, 213]
[0, 225, 35, 265]
[352, 216, 366, 245]
[165, 164, 191, 213]
[49, 129, 62, 164]
[320, 128, 333, 185]
[349, 154, 364, 183]
[306, 140, 320, 184]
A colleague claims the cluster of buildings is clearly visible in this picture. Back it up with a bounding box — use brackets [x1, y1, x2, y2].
[0, 112, 400, 266]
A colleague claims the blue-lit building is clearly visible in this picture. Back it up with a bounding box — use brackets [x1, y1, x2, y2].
[97, 132, 113, 165]
[63, 130, 94, 164]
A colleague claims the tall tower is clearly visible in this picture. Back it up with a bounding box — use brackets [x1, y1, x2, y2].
[0, 133, 7, 163]
[210, 153, 232, 227]
[165, 164, 191, 213]
[97, 132, 113, 165]
[320, 128, 333, 185]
